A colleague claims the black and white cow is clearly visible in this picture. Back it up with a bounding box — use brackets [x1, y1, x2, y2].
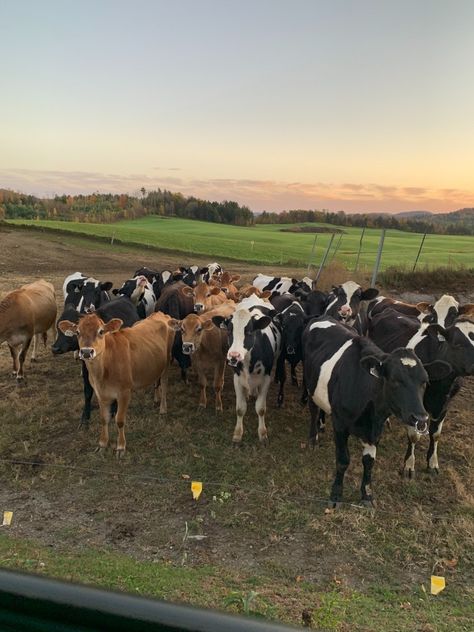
[301, 316, 449, 506]
[212, 295, 281, 444]
[366, 294, 462, 329]
[369, 309, 474, 477]
[271, 294, 307, 406]
[113, 275, 155, 318]
[52, 296, 139, 426]
[200, 262, 223, 284]
[62, 272, 88, 306]
[324, 281, 378, 328]
[253, 274, 312, 299]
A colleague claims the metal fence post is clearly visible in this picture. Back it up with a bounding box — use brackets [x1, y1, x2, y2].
[371, 229, 385, 287]
[354, 227, 366, 272]
[329, 233, 343, 264]
[307, 234, 318, 274]
[315, 233, 335, 285]
[413, 232, 427, 271]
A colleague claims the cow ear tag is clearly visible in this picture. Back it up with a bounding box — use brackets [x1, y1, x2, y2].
[64, 329, 75, 337]
[369, 366, 380, 378]
[2, 511, 13, 526]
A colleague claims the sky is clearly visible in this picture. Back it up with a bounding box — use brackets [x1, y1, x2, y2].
[1, 0, 473, 213]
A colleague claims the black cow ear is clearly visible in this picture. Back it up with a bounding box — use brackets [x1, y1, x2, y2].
[112, 288, 119, 295]
[361, 288, 379, 301]
[212, 315, 226, 329]
[423, 324, 447, 341]
[360, 354, 385, 378]
[200, 267, 209, 274]
[252, 316, 271, 330]
[101, 281, 113, 291]
[424, 360, 452, 381]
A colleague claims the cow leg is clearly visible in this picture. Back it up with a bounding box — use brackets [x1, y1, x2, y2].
[255, 375, 271, 444]
[232, 374, 247, 444]
[198, 367, 208, 409]
[30, 334, 38, 362]
[16, 337, 32, 380]
[300, 377, 308, 405]
[98, 398, 113, 451]
[155, 369, 168, 414]
[275, 353, 286, 407]
[403, 426, 421, 479]
[80, 361, 94, 428]
[8, 344, 20, 377]
[308, 399, 320, 447]
[360, 442, 377, 505]
[115, 391, 131, 456]
[318, 410, 326, 433]
[427, 416, 445, 474]
[214, 362, 225, 412]
[330, 429, 350, 506]
[290, 362, 298, 387]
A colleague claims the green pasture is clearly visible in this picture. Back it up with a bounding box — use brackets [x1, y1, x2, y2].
[8, 216, 474, 270]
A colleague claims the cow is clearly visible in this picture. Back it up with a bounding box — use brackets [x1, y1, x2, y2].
[63, 274, 113, 313]
[168, 302, 236, 411]
[217, 272, 241, 301]
[302, 316, 448, 506]
[155, 281, 195, 381]
[181, 282, 227, 315]
[272, 296, 307, 406]
[252, 274, 311, 299]
[366, 294, 465, 329]
[58, 312, 175, 455]
[133, 266, 160, 283]
[0, 280, 57, 380]
[212, 295, 281, 444]
[52, 296, 139, 427]
[199, 263, 223, 284]
[324, 281, 378, 327]
[113, 275, 155, 318]
[235, 285, 272, 301]
[368, 309, 474, 477]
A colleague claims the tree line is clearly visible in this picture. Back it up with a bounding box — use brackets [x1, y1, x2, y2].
[1, 188, 472, 235]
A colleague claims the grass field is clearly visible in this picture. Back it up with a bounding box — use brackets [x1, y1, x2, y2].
[8, 216, 474, 270]
[0, 229, 473, 630]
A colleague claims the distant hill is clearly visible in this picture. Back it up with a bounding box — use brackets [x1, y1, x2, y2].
[395, 210, 433, 219]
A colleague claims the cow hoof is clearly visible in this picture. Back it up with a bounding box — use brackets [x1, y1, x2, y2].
[259, 437, 269, 447]
[427, 467, 439, 476]
[328, 500, 341, 510]
[361, 498, 376, 509]
[115, 449, 126, 459]
[30, 357, 37, 363]
[94, 446, 107, 457]
[232, 439, 242, 448]
[402, 467, 415, 480]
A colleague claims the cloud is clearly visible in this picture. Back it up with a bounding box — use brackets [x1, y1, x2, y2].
[1, 167, 473, 213]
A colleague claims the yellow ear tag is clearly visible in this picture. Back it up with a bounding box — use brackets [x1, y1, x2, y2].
[2, 511, 13, 526]
[431, 575, 446, 595]
[191, 481, 203, 500]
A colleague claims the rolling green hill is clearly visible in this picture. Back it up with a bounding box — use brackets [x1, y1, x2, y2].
[7, 216, 474, 270]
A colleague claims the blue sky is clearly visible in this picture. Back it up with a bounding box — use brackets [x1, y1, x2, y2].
[1, 0, 473, 212]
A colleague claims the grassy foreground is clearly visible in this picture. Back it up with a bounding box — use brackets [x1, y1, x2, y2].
[8, 216, 474, 269]
[1, 533, 471, 631]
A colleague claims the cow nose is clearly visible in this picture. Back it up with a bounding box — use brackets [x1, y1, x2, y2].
[338, 305, 352, 316]
[51, 345, 62, 355]
[79, 348, 95, 360]
[286, 345, 295, 355]
[194, 303, 204, 313]
[410, 413, 429, 434]
[228, 351, 241, 367]
[182, 343, 194, 355]
[222, 287, 228, 294]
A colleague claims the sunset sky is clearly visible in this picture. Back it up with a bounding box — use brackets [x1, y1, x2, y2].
[1, 0, 473, 213]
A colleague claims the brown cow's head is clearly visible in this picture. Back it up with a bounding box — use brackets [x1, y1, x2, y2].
[168, 314, 214, 354]
[58, 313, 123, 361]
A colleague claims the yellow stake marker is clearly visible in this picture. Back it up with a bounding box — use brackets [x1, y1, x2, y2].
[191, 481, 203, 500]
[431, 575, 446, 595]
[2, 511, 13, 526]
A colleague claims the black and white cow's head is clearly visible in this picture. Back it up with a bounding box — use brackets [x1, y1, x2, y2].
[325, 281, 378, 325]
[200, 262, 222, 284]
[418, 294, 460, 328]
[212, 309, 272, 369]
[52, 304, 81, 355]
[76, 278, 113, 313]
[360, 347, 431, 433]
[113, 275, 148, 304]
[424, 319, 474, 376]
[273, 302, 306, 356]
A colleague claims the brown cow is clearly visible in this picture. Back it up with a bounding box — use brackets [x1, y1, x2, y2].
[0, 279, 57, 380]
[235, 285, 272, 302]
[168, 302, 236, 410]
[218, 272, 241, 301]
[58, 312, 174, 455]
[181, 281, 228, 314]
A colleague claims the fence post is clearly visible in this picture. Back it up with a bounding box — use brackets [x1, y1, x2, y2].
[371, 229, 385, 287]
[354, 227, 366, 272]
[329, 233, 343, 264]
[315, 233, 335, 285]
[412, 232, 427, 271]
[307, 234, 318, 274]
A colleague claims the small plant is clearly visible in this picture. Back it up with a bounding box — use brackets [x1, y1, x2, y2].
[223, 590, 265, 616]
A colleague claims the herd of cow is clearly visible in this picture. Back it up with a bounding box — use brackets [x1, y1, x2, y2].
[1, 261, 473, 507]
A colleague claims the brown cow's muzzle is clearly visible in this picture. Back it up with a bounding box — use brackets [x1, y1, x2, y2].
[79, 347, 96, 360]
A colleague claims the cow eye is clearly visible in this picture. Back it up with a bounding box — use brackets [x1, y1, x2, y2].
[196, 326, 202, 333]
[98, 328, 104, 336]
